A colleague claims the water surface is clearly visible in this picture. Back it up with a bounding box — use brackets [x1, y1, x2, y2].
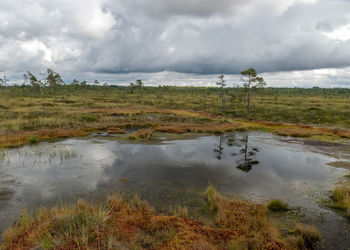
[0, 132, 349, 249]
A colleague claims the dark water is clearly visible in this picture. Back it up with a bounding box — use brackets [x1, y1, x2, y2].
[0, 132, 349, 249]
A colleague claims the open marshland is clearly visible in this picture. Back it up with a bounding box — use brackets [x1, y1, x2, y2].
[0, 87, 349, 249]
[0, 86, 349, 149]
[2, 0, 350, 248]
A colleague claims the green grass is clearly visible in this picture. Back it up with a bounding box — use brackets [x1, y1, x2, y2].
[1, 85, 349, 129]
[329, 186, 350, 218]
[0, 85, 349, 148]
[204, 184, 218, 212]
[27, 135, 39, 144]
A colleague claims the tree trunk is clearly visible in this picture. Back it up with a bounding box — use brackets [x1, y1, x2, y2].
[221, 87, 225, 112]
[244, 133, 248, 165]
[247, 75, 251, 115]
[247, 90, 250, 115]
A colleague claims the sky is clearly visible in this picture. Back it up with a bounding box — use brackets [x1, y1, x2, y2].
[0, 0, 350, 87]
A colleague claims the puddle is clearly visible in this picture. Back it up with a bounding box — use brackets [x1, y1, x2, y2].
[0, 132, 349, 249]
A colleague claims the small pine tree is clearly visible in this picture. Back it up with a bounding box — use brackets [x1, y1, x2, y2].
[240, 68, 266, 115]
[216, 75, 226, 112]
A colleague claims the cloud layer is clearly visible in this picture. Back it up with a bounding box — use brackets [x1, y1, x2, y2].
[0, 0, 350, 86]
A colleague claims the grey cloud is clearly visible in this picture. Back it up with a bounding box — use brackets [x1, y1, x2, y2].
[114, 0, 243, 19]
[0, 0, 350, 86]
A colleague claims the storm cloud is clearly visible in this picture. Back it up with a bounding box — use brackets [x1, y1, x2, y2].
[0, 0, 350, 86]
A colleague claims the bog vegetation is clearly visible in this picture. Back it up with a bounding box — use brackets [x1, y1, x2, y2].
[1, 185, 321, 250]
[0, 69, 349, 148]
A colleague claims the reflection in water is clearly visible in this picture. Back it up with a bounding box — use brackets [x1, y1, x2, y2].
[235, 133, 260, 172]
[214, 133, 260, 172]
[214, 136, 224, 160]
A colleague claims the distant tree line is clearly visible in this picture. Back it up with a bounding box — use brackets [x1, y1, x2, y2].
[1, 68, 349, 117]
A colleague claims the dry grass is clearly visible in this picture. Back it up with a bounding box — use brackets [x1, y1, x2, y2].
[127, 129, 153, 140]
[293, 223, 321, 249]
[169, 204, 189, 218]
[276, 128, 312, 138]
[1, 187, 312, 250]
[203, 185, 288, 249]
[0, 129, 89, 148]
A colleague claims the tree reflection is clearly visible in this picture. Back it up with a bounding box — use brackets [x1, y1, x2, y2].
[236, 133, 259, 172]
[213, 133, 260, 172]
[214, 136, 224, 160]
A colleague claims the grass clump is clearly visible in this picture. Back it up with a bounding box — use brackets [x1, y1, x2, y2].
[27, 135, 39, 144]
[267, 199, 290, 212]
[127, 129, 153, 140]
[169, 204, 188, 218]
[329, 186, 350, 219]
[204, 184, 218, 212]
[330, 187, 350, 209]
[293, 223, 321, 249]
[204, 185, 288, 249]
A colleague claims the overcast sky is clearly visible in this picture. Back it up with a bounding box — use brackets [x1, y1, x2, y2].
[1, 0, 350, 87]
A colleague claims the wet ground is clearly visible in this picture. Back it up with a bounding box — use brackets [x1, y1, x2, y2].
[0, 132, 349, 249]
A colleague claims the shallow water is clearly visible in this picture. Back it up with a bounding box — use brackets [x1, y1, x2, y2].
[0, 132, 349, 249]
